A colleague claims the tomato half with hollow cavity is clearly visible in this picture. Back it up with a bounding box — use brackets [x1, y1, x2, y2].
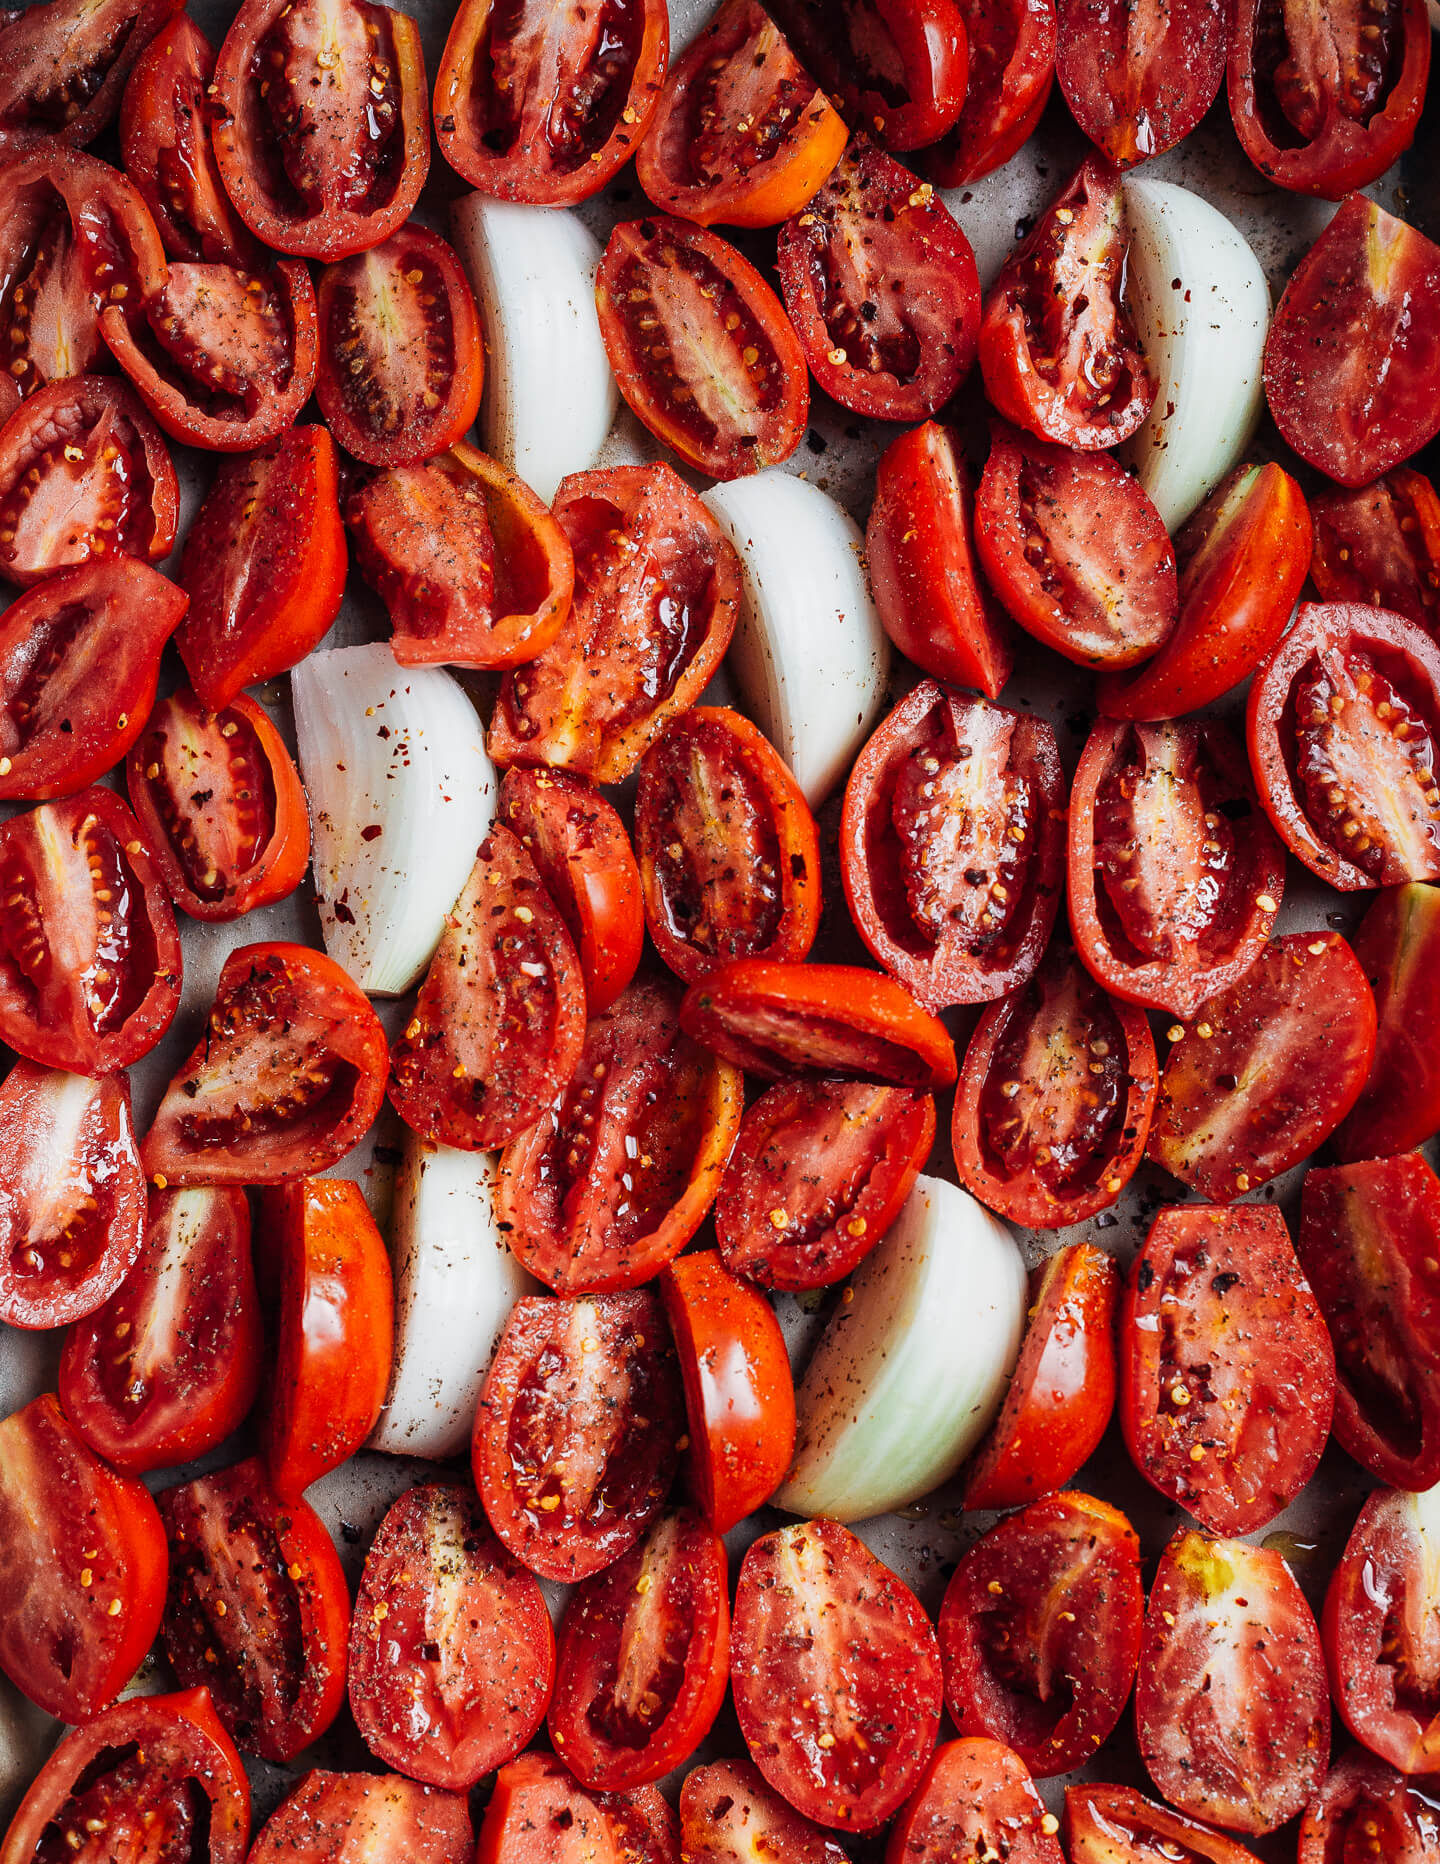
[473, 1289, 685, 1584]
[714, 1077, 934, 1291]
[635, 0, 845, 227]
[0, 1062, 144, 1330]
[177, 424, 346, 711]
[637, 706, 821, 983]
[349, 1481, 553, 1789]
[317, 224, 482, 467]
[961, 1240, 1119, 1510]
[0, 374, 178, 586]
[979, 157, 1155, 449]
[1066, 717, 1286, 1019]
[0, 1391, 167, 1723]
[952, 945, 1157, 1227]
[775, 138, 981, 424]
[923, 0, 1056, 187]
[249, 1772, 472, 1864]
[1298, 1152, 1440, 1493]
[499, 766, 643, 1014]
[348, 443, 575, 670]
[254, 1176, 393, 1499]
[434, 0, 668, 205]
[1121, 1203, 1335, 1535]
[0, 0, 183, 148]
[126, 688, 309, 921]
[1311, 468, 1440, 632]
[59, 1185, 259, 1472]
[1146, 930, 1376, 1198]
[478, 1752, 679, 1864]
[595, 219, 808, 479]
[1264, 195, 1440, 488]
[681, 1760, 848, 1864]
[731, 1517, 942, 1831]
[1333, 882, 1440, 1162]
[1247, 602, 1440, 889]
[1099, 462, 1314, 720]
[1065, 1783, 1270, 1863]
[938, 1491, 1142, 1777]
[141, 941, 389, 1186]
[975, 421, 1177, 668]
[490, 463, 740, 781]
[1138, 1528, 1330, 1834]
[1056, 0, 1226, 166]
[1229, 0, 1431, 198]
[389, 826, 587, 1151]
[1299, 1747, 1440, 1863]
[548, 1508, 729, 1791]
[211, 0, 430, 261]
[0, 786, 181, 1073]
[660, 1251, 795, 1534]
[884, 1741, 1062, 1864]
[841, 682, 1066, 1012]
[158, 1456, 350, 1763]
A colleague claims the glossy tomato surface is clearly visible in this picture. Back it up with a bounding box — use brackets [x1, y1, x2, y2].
[1298, 1747, 1440, 1862]
[885, 1739, 1063, 1864]
[0, 0, 184, 147]
[680, 1758, 849, 1864]
[1065, 1782, 1268, 1862]
[1310, 468, 1440, 632]
[1333, 881, 1440, 1160]
[248, 1772, 472, 1864]
[476, 1752, 678, 1864]
[1056, 0, 1226, 165]
[924, 0, 1056, 187]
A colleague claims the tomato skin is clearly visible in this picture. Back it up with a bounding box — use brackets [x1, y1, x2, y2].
[1055, 0, 1226, 166]
[349, 1482, 554, 1789]
[775, 138, 981, 425]
[961, 1240, 1119, 1510]
[1121, 1204, 1335, 1536]
[0, 1686, 250, 1864]
[1098, 463, 1314, 721]
[477, 1752, 678, 1864]
[1298, 1747, 1440, 1863]
[731, 1517, 942, 1831]
[885, 1739, 1063, 1864]
[637, 707, 822, 984]
[1297, 1153, 1440, 1493]
[0, 0, 184, 148]
[249, 1772, 473, 1864]
[548, 1508, 730, 1790]
[1333, 882, 1440, 1162]
[0, 1392, 167, 1724]
[434, 0, 669, 206]
[660, 1252, 796, 1535]
[1310, 468, 1440, 632]
[681, 1759, 848, 1864]
[1064, 1783, 1267, 1863]
[1136, 1527, 1330, 1834]
[923, 0, 1056, 187]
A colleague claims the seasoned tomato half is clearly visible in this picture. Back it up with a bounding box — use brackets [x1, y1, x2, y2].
[1298, 1747, 1440, 1863]
[1333, 881, 1440, 1161]
[885, 1740, 1063, 1864]
[681, 1759, 849, 1864]
[1066, 1783, 1270, 1862]
[0, 0, 184, 148]
[1056, 0, 1226, 165]
[248, 1773, 471, 1864]
[1310, 468, 1440, 633]
[924, 0, 1056, 187]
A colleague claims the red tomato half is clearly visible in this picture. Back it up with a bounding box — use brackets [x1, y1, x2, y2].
[0, 1687, 249, 1864]
[1056, 0, 1226, 165]
[1137, 1528, 1330, 1834]
[249, 1772, 472, 1864]
[158, 1456, 350, 1762]
[681, 1759, 849, 1864]
[1298, 1153, 1440, 1493]
[495, 975, 743, 1293]
[923, 0, 1056, 187]
[0, 1392, 167, 1723]
[478, 1753, 679, 1864]
[0, 374, 178, 587]
[775, 138, 981, 424]
[0, 0, 183, 148]
[548, 1508, 729, 1790]
[637, 707, 821, 983]
[885, 1740, 1063, 1864]
[1066, 717, 1286, 1019]
[1333, 881, 1440, 1161]
[349, 1482, 554, 1789]
[1121, 1204, 1336, 1535]
[1146, 931, 1376, 1198]
[473, 1290, 684, 1583]
[211, 0, 430, 261]
[1299, 1747, 1440, 1863]
[841, 682, 1065, 1011]
[952, 946, 1157, 1227]
[434, 0, 669, 205]
[939, 1492, 1142, 1777]
[59, 1185, 260, 1472]
[177, 424, 347, 711]
[141, 941, 389, 1186]
[1263, 194, 1440, 488]
[0, 1062, 143, 1330]
[1065, 1784, 1267, 1863]
[961, 1240, 1119, 1510]
[731, 1518, 942, 1830]
[1311, 467, 1440, 631]
[0, 787, 181, 1073]
[979, 157, 1155, 450]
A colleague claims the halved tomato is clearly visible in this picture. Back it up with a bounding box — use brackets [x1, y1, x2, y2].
[0, 0, 184, 147]
[494, 975, 743, 1293]
[775, 137, 981, 423]
[349, 1481, 554, 1789]
[885, 1740, 1062, 1864]
[249, 1773, 472, 1864]
[923, 0, 1056, 186]
[1065, 1783, 1268, 1863]
[595, 220, 808, 479]
[1333, 881, 1440, 1161]
[681, 1760, 848, 1864]
[1121, 1204, 1336, 1534]
[141, 941, 388, 1185]
[211, 0, 430, 260]
[434, 0, 669, 205]
[1299, 1747, 1440, 1862]
[1056, 0, 1226, 165]
[1310, 468, 1440, 630]
[841, 682, 1066, 1011]
[478, 1753, 679, 1864]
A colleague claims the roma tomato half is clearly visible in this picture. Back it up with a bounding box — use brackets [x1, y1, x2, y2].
[477, 1752, 678, 1864]
[1065, 1783, 1267, 1863]
[1056, 0, 1226, 165]
[680, 1759, 848, 1864]
[924, 0, 1056, 187]
[1298, 1747, 1440, 1861]
[0, 0, 185, 148]
[1333, 881, 1440, 1161]
[884, 1740, 1063, 1864]
[248, 1772, 471, 1864]
[1310, 467, 1440, 631]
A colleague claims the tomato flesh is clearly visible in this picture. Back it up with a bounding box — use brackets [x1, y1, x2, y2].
[1334, 880, 1440, 1161]
[1056, 0, 1227, 165]
[1311, 468, 1440, 632]
[1065, 1783, 1268, 1863]
[1299, 1747, 1440, 1864]
[924, 0, 1056, 186]
[0, 0, 184, 146]
[249, 1773, 472, 1864]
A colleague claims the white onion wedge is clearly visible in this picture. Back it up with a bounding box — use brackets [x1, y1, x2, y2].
[702, 472, 890, 806]
[450, 195, 618, 505]
[370, 1135, 534, 1461]
[775, 1175, 1026, 1522]
[291, 643, 497, 997]
[1122, 178, 1271, 532]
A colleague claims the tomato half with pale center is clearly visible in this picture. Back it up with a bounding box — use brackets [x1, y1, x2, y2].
[249, 1773, 472, 1864]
